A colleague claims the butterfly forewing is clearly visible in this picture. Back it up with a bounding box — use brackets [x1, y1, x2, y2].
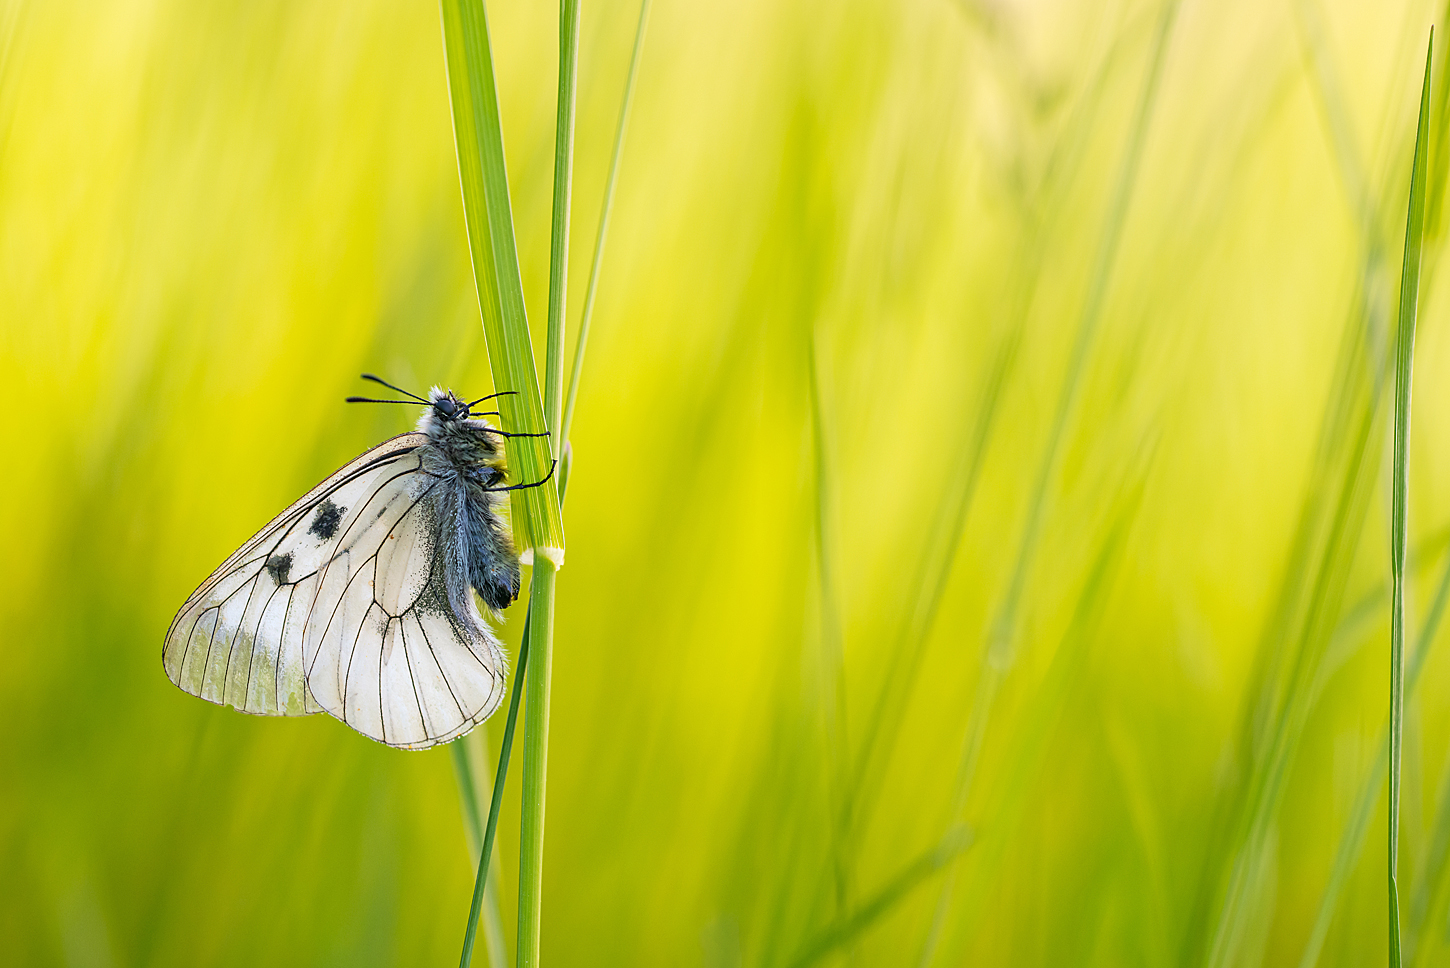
[162, 432, 507, 748]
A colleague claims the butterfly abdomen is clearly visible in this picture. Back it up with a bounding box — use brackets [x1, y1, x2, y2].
[418, 417, 522, 614]
[455, 474, 517, 610]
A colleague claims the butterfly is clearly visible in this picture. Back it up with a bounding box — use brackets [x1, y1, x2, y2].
[162, 374, 553, 750]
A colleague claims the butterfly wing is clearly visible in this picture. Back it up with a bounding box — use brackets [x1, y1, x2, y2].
[162, 433, 508, 749]
[299, 469, 509, 750]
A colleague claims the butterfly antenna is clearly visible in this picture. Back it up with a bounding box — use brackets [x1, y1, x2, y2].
[467, 390, 519, 407]
[346, 396, 423, 405]
[360, 373, 429, 403]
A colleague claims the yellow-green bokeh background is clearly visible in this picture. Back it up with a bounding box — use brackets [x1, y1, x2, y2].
[7, 0, 1450, 964]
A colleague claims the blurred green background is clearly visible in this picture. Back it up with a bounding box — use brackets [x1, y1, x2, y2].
[7, 0, 1450, 964]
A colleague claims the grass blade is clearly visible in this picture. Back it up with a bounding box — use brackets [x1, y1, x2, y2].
[845, 0, 1179, 858]
[1389, 31, 1433, 968]
[981, 0, 1178, 672]
[1296, 538, 1450, 968]
[457, 453, 578, 968]
[515, 0, 587, 960]
[1188, 15, 1430, 958]
[545, 0, 581, 442]
[807, 324, 851, 926]
[786, 828, 972, 968]
[917, 438, 1153, 964]
[459, 614, 533, 968]
[562, 0, 652, 447]
[439, 0, 565, 563]
[452, 734, 506, 966]
[515, 559, 556, 968]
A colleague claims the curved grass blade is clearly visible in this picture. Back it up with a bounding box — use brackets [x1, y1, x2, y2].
[1189, 19, 1435, 960]
[451, 734, 506, 966]
[1389, 31, 1433, 968]
[1297, 537, 1450, 968]
[457, 462, 580, 968]
[544, 0, 581, 445]
[785, 827, 972, 968]
[458, 610, 533, 968]
[562, 0, 652, 447]
[439, 0, 565, 564]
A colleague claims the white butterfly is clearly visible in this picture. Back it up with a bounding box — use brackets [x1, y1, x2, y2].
[162, 375, 552, 750]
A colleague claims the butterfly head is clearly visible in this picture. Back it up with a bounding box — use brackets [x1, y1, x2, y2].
[346, 375, 521, 458]
[427, 387, 471, 422]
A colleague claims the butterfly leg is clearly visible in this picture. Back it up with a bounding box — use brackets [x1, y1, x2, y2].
[482, 460, 558, 493]
[475, 427, 551, 439]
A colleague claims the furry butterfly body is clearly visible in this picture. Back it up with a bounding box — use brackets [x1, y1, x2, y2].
[162, 380, 548, 749]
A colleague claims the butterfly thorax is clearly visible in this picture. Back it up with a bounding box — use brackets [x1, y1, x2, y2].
[416, 390, 507, 483]
[418, 415, 505, 478]
[415, 389, 520, 612]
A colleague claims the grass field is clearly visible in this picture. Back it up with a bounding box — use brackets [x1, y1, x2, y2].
[4, 0, 1450, 965]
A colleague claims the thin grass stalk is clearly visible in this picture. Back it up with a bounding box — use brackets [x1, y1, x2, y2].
[1297, 538, 1450, 968]
[438, 0, 565, 561]
[806, 325, 850, 923]
[913, 665, 1000, 968]
[1191, 21, 1428, 958]
[917, 442, 1154, 965]
[457, 452, 578, 968]
[562, 0, 651, 446]
[546, 0, 580, 440]
[1206, 355, 1389, 967]
[1390, 34, 1433, 968]
[982, 0, 1178, 672]
[516, 561, 557, 968]
[785, 827, 972, 968]
[460, 614, 533, 968]
[439, 0, 585, 959]
[897, 8, 1180, 959]
[842, 284, 1025, 846]
[1410, 759, 1450, 963]
[452, 734, 506, 966]
[514, 0, 584, 960]
[454, 739, 484, 857]
[839, 1, 1139, 850]
[1196, 12, 1392, 865]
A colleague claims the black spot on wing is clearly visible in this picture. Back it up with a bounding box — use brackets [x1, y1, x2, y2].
[265, 553, 293, 585]
[309, 499, 345, 540]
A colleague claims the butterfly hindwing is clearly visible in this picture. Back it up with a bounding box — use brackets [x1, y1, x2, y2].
[162, 432, 508, 748]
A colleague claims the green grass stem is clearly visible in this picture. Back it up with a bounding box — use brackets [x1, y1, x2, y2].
[440, 0, 588, 961]
[787, 827, 972, 968]
[1188, 21, 1437, 963]
[1389, 33, 1432, 968]
[458, 616, 531, 968]
[457, 452, 578, 968]
[545, 0, 580, 446]
[1296, 0, 1379, 241]
[895, 6, 1179, 957]
[916, 442, 1153, 964]
[513, 0, 586, 959]
[452, 733, 506, 966]
[439, 0, 565, 562]
[1296, 533, 1450, 968]
[562, 0, 651, 447]
[806, 327, 850, 922]
[982, 0, 1178, 671]
[839, 2, 1144, 851]
[1203, 348, 1389, 968]
[515, 560, 557, 968]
